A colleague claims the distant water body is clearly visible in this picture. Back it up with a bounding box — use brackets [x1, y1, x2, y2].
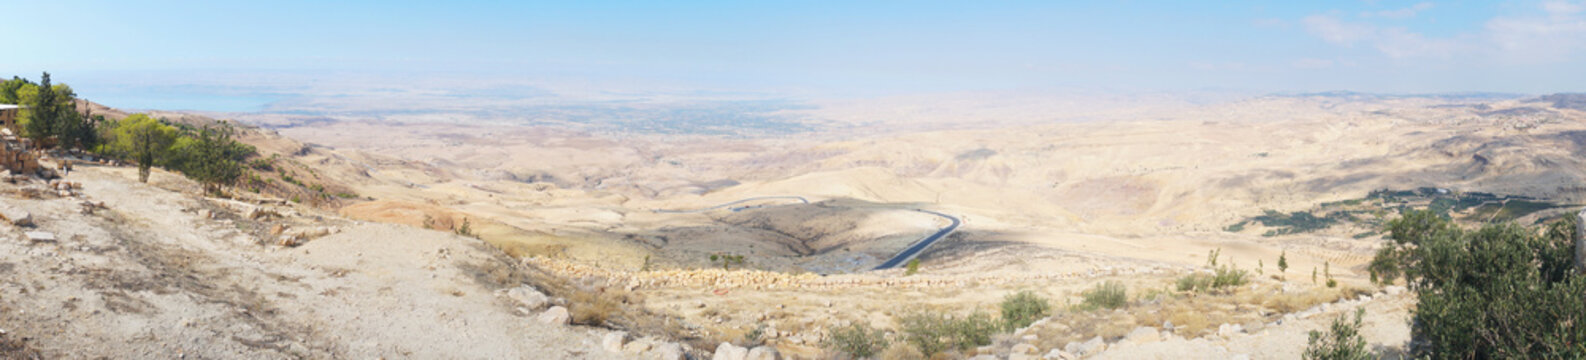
[87, 91, 277, 113]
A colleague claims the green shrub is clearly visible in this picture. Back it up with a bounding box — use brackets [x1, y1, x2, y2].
[897, 311, 998, 356]
[825, 323, 889, 359]
[1212, 264, 1249, 288]
[1303, 308, 1373, 360]
[999, 291, 1050, 331]
[904, 259, 920, 276]
[1176, 273, 1214, 292]
[1370, 209, 1586, 358]
[1081, 281, 1128, 310]
[1177, 265, 1248, 293]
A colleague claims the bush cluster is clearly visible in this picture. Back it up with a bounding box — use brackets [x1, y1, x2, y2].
[1370, 209, 1586, 358]
[826, 291, 1054, 358]
[1081, 280, 1128, 310]
[897, 311, 999, 356]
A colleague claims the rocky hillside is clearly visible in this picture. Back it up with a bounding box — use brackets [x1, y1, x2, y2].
[0, 161, 690, 359]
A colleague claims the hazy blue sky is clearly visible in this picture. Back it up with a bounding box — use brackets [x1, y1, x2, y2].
[5, 0, 1586, 109]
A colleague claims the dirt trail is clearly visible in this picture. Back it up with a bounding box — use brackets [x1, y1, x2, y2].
[0, 166, 620, 359]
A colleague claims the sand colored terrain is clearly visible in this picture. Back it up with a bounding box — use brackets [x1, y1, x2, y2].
[0, 164, 630, 359]
[8, 93, 1575, 358]
[225, 94, 1586, 358]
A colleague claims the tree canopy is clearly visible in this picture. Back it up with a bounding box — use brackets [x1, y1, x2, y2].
[1370, 209, 1586, 358]
[103, 113, 178, 183]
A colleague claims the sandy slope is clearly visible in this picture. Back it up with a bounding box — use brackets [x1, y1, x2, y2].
[0, 165, 620, 359]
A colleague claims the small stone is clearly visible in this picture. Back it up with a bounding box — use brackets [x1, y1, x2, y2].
[2, 208, 33, 227]
[537, 306, 570, 325]
[1012, 343, 1039, 354]
[1217, 323, 1245, 337]
[652, 343, 684, 360]
[505, 286, 550, 310]
[1124, 326, 1162, 344]
[1043, 349, 1076, 360]
[1384, 286, 1406, 295]
[25, 231, 56, 243]
[1065, 336, 1106, 356]
[602, 332, 627, 353]
[745, 346, 780, 360]
[623, 339, 653, 354]
[712, 342, 748, 360]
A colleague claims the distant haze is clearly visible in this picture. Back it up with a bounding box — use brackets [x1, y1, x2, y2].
[6, 1, 1586, 112]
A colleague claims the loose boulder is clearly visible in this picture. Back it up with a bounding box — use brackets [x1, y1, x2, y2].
[745, 346, 780, 360]
[0, 207, 32, 227]
[505, 286, 550, 310]
[651, 342, 685, 360]
[712, 342, 748, 360]
[602, 332, 627, 353]
[537, 306, 571, 325]
[1124, 326, 1162, 344]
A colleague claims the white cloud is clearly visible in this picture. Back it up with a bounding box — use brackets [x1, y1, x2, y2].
[1303, 1, 1586, 63]
[1302, 15, 1375, 46]
[1485, 1, 1586, 63]
[1302, 15, 1459, 58]
[1360, 2, 1435, 19]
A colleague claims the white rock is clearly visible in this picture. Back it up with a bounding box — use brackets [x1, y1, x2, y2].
[1, 208, 32, 227]
[623, 339, 653, 354]
[712, 342, 748, 360]
[537, 306, 570, 325]
[745, 346, 780, 360]
[651, 343, 685, 360]
[1044, 349, 1076, 360]
[1012, 343, 1039, 354]
[1124, 326, 1162, 344]
[1385, 285, 1407, 295]
[1217, 323, 1244, 337]
[967, 355, 998, 360]
[1230, 354, 1251, 360]
[25, 231, 55, 243]
[505, 286, 550, 310]
[1065, 336, 1106, 356]
[602, 332, 627, 353]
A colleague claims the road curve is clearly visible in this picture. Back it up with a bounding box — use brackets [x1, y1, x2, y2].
[651, 196, 959, 271]
[651, 196, 810, 214]
[872, 209, 961, 270]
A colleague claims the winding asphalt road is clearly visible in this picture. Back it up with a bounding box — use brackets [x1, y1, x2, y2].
[652, 196, 961, 271]
[872, 209, 960, 270]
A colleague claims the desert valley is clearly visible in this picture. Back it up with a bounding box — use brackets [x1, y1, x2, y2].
[3, 87, 1585, 359]
[7, 1, 1586, 359]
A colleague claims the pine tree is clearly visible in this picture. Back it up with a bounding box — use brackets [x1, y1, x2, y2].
[23, 72, 58, 142]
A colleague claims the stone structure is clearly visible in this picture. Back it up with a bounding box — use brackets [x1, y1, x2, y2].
[0, 104, 41, 175]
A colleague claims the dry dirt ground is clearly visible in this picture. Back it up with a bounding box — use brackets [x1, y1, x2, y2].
[0, 165, 625, 359]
